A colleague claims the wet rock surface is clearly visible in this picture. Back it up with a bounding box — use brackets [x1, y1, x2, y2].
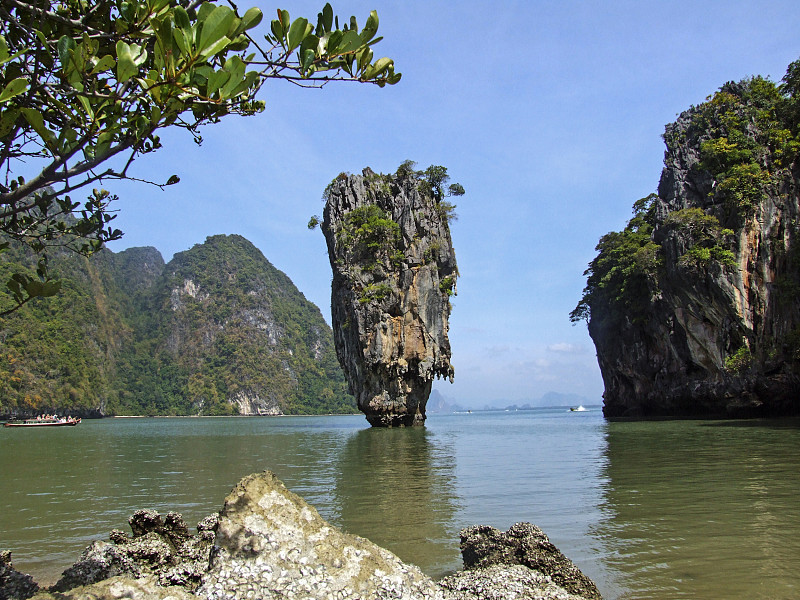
[454, 524, 602, 600]
[321, 168, 458, 426]
[1, 551, 39, 600]
[11, 472, 601, 600]
[50, 510, 215, 593]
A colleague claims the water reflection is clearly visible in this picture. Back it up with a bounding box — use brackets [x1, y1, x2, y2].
[0, 417, 361, 584]
[595, 419, 800, 600]
[334, 427, 461, 577]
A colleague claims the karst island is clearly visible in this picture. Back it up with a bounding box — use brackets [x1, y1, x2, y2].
[312, 162, 463, 426]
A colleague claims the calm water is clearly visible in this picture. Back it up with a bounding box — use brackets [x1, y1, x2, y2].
[1, 410, 799, 599]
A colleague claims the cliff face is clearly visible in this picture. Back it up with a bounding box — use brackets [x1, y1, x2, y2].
[152, 234, 350, 416]
[0, 234, 353, 417]
[321, 168, 458, 426]
[578, 67, 800, 417]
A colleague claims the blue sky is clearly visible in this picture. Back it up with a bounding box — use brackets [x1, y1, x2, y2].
[106, 1, 800, 408]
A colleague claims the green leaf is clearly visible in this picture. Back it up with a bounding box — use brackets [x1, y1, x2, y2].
[20, 107, 56, 149]
[333, 30, 362, 56]
[0, 39, 25, 66]
[240, 8, 263, 32]
[199, 36, 231, 60]
[325, 31, 343, 55]
[90, 54, 116, 74]
[287, 17, 310, 53]
[321, 4, 334, 32]
[116, 41, 138, 82]
[7, 277, 23, 303]
[0, 108, 20, 137]
[173, 5, 190, 29]
[173, 28, 189, 55]
[299, 33, 319, 61]
[362, 57, 393, 80]
[0, 77, 27, 103]
[198, 5, 235, 53]
[206, 69, 231, 95]
[302, 48, 315, 74]
[361, 10, 379, 44]
[356, 47, 373, 73]
[220, 56, 246, 96]
[197, 3, 216, 22]
[57, 35, 77, 69]
[77, 94, 94, 119]
[130, 43, 148, 67]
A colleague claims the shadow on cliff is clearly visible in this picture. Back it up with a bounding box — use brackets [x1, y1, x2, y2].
[332, 426, 462, 578]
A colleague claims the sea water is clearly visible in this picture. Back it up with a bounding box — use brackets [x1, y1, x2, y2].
[1, 409, 798, 599]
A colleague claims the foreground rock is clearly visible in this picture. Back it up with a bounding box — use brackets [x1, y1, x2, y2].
[321, 167, 459, 426]
[440, 524, 602, 600]
[1, 551, 39, 600]
[17, 471, 600, 600]
[49, 510, 216, 593]
[33, 576, 195, 600]
[198, 471, 446, 600]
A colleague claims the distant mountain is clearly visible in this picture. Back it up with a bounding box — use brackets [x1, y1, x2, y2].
[427, 391, 593, 413]
[0, 235, 354, 417]
[535, 392, 593, 407]
[425, 389, 467, 414]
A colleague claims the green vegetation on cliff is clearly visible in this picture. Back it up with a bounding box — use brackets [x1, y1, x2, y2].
[0, 235, 354, 417]
[570, 195, 662, 326]
[573, 59, 800, 329]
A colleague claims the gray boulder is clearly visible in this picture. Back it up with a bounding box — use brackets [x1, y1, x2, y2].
[440, 564, 592, 600]
[51, 511, 215, 593]
[450, 523, 602, 600]
[33, 575, 195, 600]
[197, 471, 446, 599]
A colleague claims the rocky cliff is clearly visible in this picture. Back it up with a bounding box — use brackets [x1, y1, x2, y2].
[574, 60, 800, 417]
[320, 166, 459, 426]
[0, 234, 353, 417]
[148, 234, 350, 416]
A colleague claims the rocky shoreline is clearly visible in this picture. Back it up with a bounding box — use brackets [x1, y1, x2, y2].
[1, 472, 602, 600]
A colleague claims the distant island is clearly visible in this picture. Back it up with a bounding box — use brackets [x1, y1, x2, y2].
[426, 390, 594, 414]
[573, 58, 800, 418]
[0, 234, 354, 418]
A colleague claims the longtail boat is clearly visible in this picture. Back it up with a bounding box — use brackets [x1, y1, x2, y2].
[4, 416, 81, 427]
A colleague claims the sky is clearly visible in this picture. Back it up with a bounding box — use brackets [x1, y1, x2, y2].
[104, 0, 800, 408]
